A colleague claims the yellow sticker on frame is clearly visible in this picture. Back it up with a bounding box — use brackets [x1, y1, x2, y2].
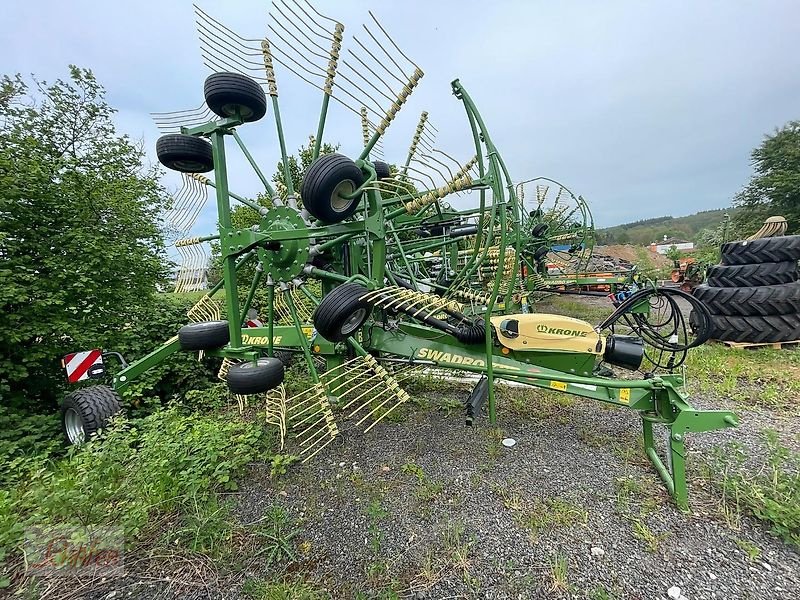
[620, 388, 631, 403]
[550, 381, 568, 392]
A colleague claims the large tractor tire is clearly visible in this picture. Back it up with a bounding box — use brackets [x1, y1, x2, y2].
[312, 283, 372, 342]
[720, 235, 800, 266]
[61, 385, 123, 445]
[690, 311, 800, 343]
[705, 261, 798, 288]
[692, 282, 800, 316]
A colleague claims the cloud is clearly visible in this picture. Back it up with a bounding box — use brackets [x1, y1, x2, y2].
[3, 0, 799, 229]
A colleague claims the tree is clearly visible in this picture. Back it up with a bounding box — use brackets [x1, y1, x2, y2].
[733, 120, 800, 235]
[664, 245, 682, 262]
[0, 67, 169, 407]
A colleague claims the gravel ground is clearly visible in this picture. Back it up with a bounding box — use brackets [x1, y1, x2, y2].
[58, 295, 800, 600]
[222, 395, 799, 600]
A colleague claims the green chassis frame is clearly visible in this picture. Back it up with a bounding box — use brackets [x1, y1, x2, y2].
[109, 79, 738, 509]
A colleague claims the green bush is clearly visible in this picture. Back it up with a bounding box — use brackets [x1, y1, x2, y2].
[0, 407, 270, 573]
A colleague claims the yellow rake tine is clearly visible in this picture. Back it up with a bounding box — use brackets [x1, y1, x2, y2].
[291, 403, 325, 424]
[337, 375, 388, 410]
[326, 364, 377, 393]
[300, 434, 338, 463]
[363, 398, 408, 433]
[345, 386, 394, 418]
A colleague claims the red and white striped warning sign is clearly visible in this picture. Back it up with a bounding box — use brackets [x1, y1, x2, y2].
[63, 350, 103, 383]
[245, 317, 263, 328]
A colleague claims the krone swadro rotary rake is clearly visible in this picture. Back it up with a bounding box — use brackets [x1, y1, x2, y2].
[59, 0, 738, 508]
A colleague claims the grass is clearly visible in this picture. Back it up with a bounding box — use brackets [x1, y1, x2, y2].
[685, 344, 800, 411]
[520, 497, 588, 537]
[536, 296, 612, 325]
[503, 386, 576, 423]
[242, 577, 329, 600]
[548, 554, 570, 594]
[400, 461, 444, 503]
[441, 522, 478, 592]
[734, 537, 762, 562]
[255, 505, 302, 565]
[701, 429, 800, 547]
[627, 516, 668, 553]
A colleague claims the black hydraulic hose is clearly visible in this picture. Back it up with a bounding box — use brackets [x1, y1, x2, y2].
[597, 287, 713, 351]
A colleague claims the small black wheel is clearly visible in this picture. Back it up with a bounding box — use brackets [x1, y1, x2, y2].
[156, 134, 214, 173]
[301, 154, 365, 224]
[61, 385, 122, 445]
[204, 72, 267, 123]
[226, 358, 284, 394]
[178, 321, 230, 351]
[532, 223, 549, 238]
[372, 160, 391, 180]
[533, 246, 549, 261]
[313, 283, 372, 342]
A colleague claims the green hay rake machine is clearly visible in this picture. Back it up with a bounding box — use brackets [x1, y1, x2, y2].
[60, 0, 738, 509]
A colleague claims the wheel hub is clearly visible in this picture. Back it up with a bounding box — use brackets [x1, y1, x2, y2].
[259, 206, 310, 281]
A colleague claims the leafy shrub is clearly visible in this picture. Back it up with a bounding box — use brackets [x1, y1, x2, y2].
[0, 407, 270, 572]
[0, 407, 61, 488]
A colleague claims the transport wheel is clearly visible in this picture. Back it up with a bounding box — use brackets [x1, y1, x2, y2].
[690, 311, 800, 343]
[705, 261, 798, 288]
[156, 134, 214, 173]
[61, 385, 122, 445]
[178, 320, 230, 351]
[720, 235, 800, 266]
[372, 160, 391, 180]
[204, 72, 267, 123]
[692, 282, 800, 316]
[532, 223, 548, 238]
[301, 154, 364, 223]
[312, 283, 372, 342]
[226, 358, 285, 394]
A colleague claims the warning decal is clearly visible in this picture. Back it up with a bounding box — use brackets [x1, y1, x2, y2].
[63, 350, 103, 383]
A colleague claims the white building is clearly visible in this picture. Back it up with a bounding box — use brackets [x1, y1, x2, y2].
[650, 235, 694, 254]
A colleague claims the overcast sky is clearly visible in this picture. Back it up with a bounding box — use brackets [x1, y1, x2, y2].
[3, 0, 799, 229]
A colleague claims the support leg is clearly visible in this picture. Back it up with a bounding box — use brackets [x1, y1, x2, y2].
[669, 428, 688, 510]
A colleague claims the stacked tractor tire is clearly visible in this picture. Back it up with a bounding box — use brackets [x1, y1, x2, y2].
[691, 235, 800, 343]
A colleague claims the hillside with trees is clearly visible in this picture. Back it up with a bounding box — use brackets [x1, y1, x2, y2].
[596, 209, 734, 246]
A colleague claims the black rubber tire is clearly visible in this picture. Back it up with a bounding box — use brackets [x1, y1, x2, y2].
[720, 235, 800, 266]
[301, 154, 364, 224]
[692, 282, 800, 316]
[705, 261, 798, 288]
[61, 385, 122, 445]
[226, 358, 284, 394]
[690, 311, 800, 343]
[156, 134, 214, 173]
[532, 223, 549, 238]
[273, 350, 295, 368]
[204, 72, 267, 123]
[178, 321, 230, 351]
[312, 283, 372, 342]
[372, 160, 391, 180]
